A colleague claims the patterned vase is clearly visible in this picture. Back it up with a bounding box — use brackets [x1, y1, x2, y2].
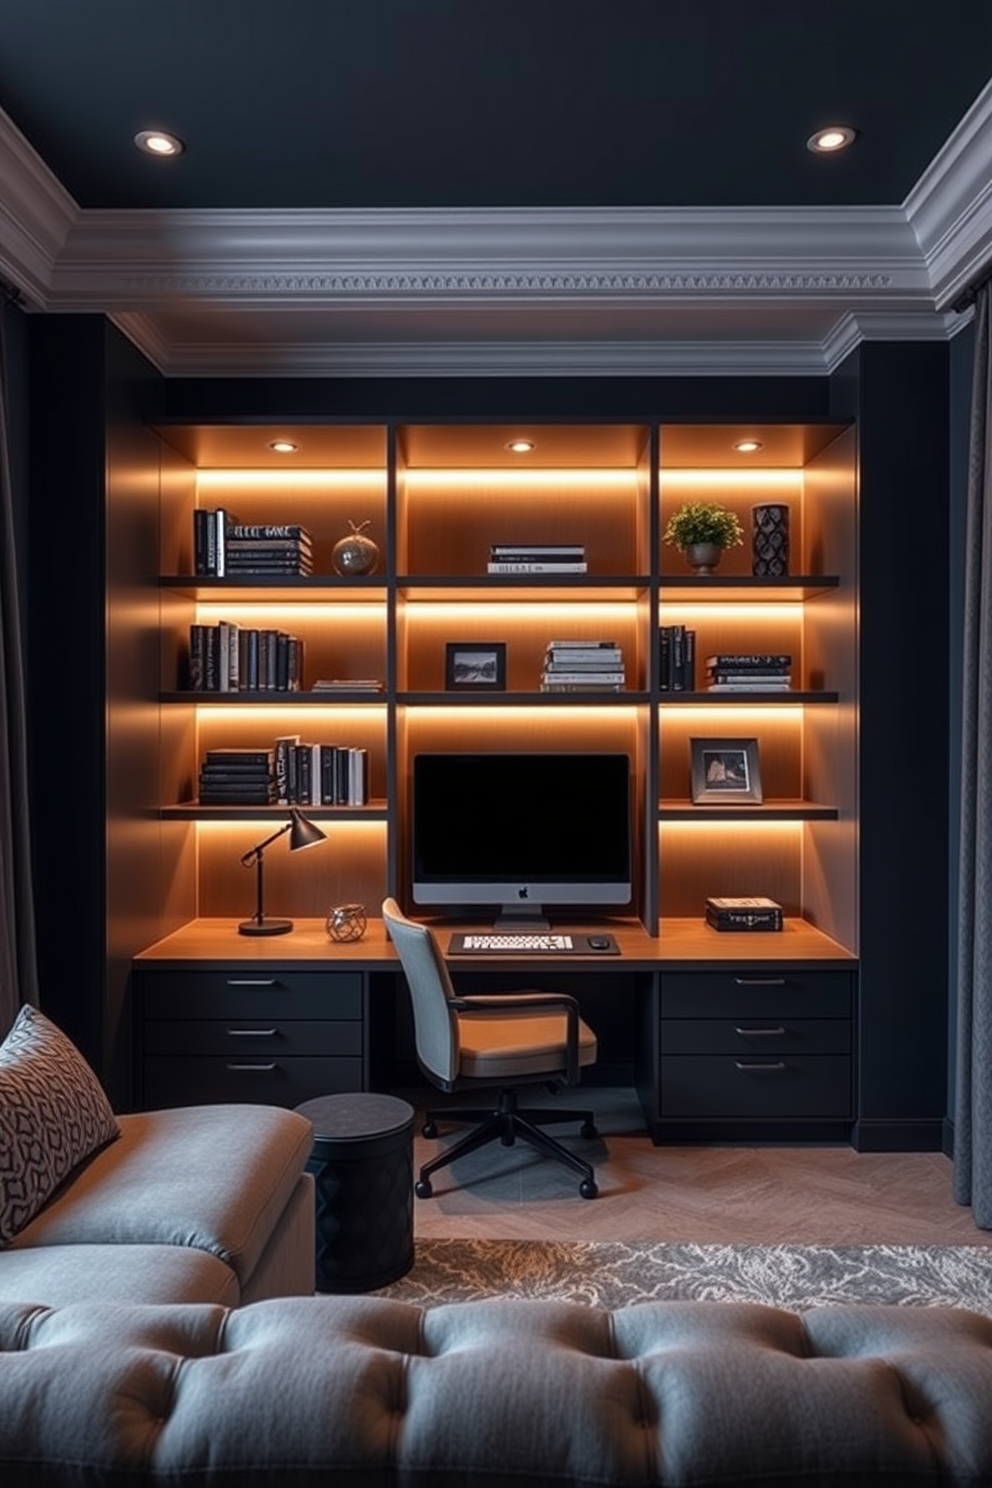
[751, 503, 790, 576]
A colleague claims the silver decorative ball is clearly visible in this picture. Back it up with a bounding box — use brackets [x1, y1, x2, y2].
[332, 520, 379, 576]
[325, 902, 368, 942]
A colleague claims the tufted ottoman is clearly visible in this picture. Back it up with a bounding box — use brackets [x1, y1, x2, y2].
[295, 1091, 414, 1292]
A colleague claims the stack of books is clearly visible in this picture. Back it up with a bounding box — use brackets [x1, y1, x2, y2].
[224, 523, 313, 576]
[193, 511, 313, 576]
[705, 653, 792, 691]
[541, 640, 625, 692]
[188, 623, 305, 691]
[198, 748, 275, 805]
[274, 737, 369, 806]
[487, 544, 587, 574]
[659, 625, 697, 691]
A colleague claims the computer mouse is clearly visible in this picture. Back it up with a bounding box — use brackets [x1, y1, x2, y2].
[587, 935, 611, 950]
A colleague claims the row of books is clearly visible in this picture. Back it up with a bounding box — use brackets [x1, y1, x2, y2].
[659, 625, 697, 691]
[275, 737, 369, 806]
[541, 639, 625, 692]
[194, 510, 314, 577]
[188, 623, 305, 692]
[705, 653, 792, 691]
[487, 544, 587, 574]
[197, 743, 370, 806]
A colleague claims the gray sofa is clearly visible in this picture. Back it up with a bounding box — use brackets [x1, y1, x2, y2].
[0, 1102, 315, 1308]
[2, 1293, 992, 1485]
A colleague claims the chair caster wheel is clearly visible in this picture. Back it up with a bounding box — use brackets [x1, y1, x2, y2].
[579, 1178, 598, 1199]
[422, 1120, 437, 1139]
[415, 1177, 433, 1199]
[580, 1121, 598, 1140]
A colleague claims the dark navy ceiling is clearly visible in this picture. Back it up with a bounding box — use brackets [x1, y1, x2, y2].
[0, 0, 990, 211]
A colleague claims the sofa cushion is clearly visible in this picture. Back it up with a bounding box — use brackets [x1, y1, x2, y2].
[9, 1104, 313, 1291]
[0, 1242, 240, 1308]
[0, 1006, 119, 1245]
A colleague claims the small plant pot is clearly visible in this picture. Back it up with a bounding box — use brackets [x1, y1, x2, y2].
[685, 541, 723, 575]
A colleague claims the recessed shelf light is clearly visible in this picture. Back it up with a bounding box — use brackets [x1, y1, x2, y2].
[506, 439, 536, 453]
[268, 440, 299, 454]
[806, 125, 857, 154]
[733, 439, 763, 454]
[134, 129, 184, 157]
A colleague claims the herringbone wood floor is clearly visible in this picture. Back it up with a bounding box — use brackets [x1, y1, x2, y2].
[407, 1087, 992, 1247]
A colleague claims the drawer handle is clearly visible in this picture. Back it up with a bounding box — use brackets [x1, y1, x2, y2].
[734, 977, 787, 986]
[735, 1026, 786, 1037]
[227, 1028, 278, 1037]
[225, 1062, 278, 1073]
[735, 1061, 787, 1073]
[225, 978, 278, 987]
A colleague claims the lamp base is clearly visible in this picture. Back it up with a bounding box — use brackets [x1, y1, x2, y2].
[238, 918, 294, 937]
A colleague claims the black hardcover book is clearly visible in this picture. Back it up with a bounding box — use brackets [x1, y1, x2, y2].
[204, 748, 273, 766]
[684, 627, 696, 691]
[199, 789, 276, 803]
[288, 636, 305, 691]
[671, 625, 685, 690]
[704, 654, 792, 669]
[705, 896, 784, 931]
[193, 510, 210, 575]
[274, 736, 299, 804]
[227, 523, 312, 541]
[320, 744, 340, 805]
[295, 743, 312, 803]
[188, 624, 206, 689]
[659, 627, 671, 691]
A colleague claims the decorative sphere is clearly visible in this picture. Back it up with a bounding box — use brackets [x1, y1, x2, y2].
[332, 520, 379, 576]
[326, 902, 368, 942]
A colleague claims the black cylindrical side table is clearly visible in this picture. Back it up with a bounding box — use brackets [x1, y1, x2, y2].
[295, 1092, 414, 1293]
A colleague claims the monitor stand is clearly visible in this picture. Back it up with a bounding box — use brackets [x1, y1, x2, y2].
[493, 905, 551, 930]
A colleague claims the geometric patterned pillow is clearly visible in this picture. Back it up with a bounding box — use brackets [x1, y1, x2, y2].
[0, 1004, 119, 1245]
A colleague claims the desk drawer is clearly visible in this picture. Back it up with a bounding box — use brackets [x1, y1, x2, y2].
[142, 1055, 363, 1110]
[661, 971, 852, 1019]
[140, 970, 363, 1021]
[659, 1054, 852, 1119]
[143, 1020, 363, 1059]
[662, 1019, 851, 1057]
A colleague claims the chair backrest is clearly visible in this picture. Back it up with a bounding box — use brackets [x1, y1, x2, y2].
[381, 898, 460, 1085]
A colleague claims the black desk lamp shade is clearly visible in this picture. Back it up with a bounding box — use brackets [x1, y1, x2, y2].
[238, 809, 327, 936]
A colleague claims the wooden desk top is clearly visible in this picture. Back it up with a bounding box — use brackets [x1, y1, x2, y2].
[133, 917, 856, 970]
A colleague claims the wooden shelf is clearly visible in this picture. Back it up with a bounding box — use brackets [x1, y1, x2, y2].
[160, 575, 386, 601]
[397, 690, 650, 705]
[659, 575, 840, 602]
[161, 802, 389, 821]
[659, 691, 838, 704]
[161, 690, 386, 704]
[659, 799, 838, 821]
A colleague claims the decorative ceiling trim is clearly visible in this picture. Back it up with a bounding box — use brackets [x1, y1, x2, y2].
[904, 77, 992, 307]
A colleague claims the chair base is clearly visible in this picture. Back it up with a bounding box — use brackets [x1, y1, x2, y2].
[417, 1089, 598, 1199]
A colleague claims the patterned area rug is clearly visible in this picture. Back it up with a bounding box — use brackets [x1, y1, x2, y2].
[377, 1239, 992, 1313]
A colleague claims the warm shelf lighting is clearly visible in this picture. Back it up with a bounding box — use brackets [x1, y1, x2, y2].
[806, 125, 857, 153]
[661, 470, 800, 488]
[405, 469, 635, 489]
[733, 440, 763, 454]
[268, 440, 299, 454]
[134, 129, 184, 157]
[506, 439, 536, 453]
[196, 470, 384, 489]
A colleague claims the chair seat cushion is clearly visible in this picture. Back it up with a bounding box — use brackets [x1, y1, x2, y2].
[458, 1011, 597, 1081]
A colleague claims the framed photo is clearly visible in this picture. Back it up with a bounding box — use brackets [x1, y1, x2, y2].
[445, 641, 507, 691]
[690, 737, 763, 804]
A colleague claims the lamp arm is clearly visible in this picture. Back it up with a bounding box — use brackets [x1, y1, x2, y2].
[240, 820, 292, 868]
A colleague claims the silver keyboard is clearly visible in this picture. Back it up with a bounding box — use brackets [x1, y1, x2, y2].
[459, 933, 574, 952]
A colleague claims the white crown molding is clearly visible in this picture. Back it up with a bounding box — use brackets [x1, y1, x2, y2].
[53, 203, 927, 311]
[905, 76, 992, 308]
[0, 104, 76, 303]
[3, 79, 990, 376]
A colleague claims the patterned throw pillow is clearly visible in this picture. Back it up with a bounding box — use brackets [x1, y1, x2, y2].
[0, 1004, 119, 1244]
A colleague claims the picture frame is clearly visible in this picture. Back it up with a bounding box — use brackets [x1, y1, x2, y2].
[689, 736, 763, 804]
[445, 641, 507, 691]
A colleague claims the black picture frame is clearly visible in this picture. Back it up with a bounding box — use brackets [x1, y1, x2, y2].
[445, 642, 507, 691]
[690, 736, 763, 804]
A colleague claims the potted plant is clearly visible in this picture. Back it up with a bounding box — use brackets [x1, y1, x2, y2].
[663, 501, 744, 574]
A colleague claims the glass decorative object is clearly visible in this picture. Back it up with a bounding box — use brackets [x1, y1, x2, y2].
[332, 521, 380, 575]
[325, 902, 368, 942]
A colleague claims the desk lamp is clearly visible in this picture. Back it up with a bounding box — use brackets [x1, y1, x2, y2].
[239, 809, 327, 936]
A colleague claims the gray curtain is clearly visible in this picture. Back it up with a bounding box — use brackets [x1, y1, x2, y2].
[0, 296, 38, 1030]
[954, 281, 992, 1225]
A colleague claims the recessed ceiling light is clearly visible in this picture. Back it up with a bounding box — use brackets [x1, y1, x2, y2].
[134, 129, 184, 157]
[506, 439, 535, 453]
[807, 125, 857, 154]
[268, 439, 299, 454]
[733, 439, 763, 453]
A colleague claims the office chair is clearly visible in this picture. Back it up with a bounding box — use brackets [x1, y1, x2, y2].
[382, 898, 600, 1198]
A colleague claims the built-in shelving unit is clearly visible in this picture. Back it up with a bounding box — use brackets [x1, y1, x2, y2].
[146, 415, 856, 956]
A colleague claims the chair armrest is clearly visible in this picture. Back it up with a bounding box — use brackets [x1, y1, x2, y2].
[450, 993, 581, 1085]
